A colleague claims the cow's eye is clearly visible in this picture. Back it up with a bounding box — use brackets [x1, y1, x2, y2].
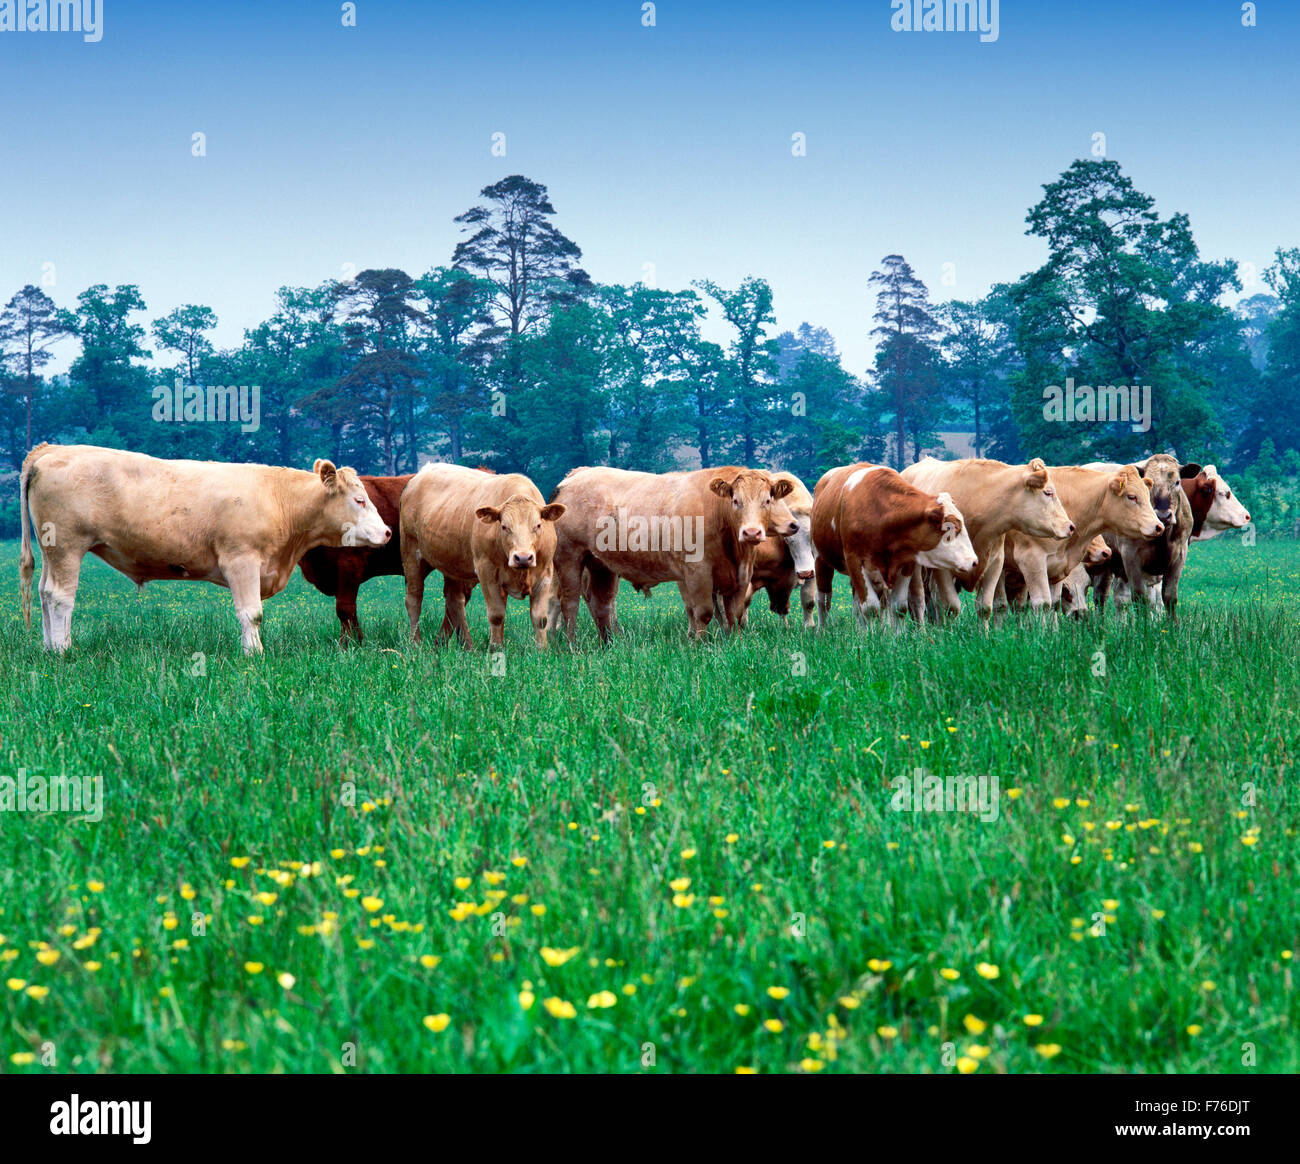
[354, 497, 366, 506]
[502, 526, 511, 535]
[534, 524, 541, 534]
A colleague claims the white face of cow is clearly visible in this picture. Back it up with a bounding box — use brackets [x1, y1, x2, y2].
[785, 510, 816, 579]
[916, 492, 979, 575]
[1199, 466, 1251, 536]
[319, 462, 391, 548]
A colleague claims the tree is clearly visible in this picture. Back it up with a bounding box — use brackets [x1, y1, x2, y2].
[297, 270, 426, 473]
[938, 294, 1013, 458]
[1019, 158, 1234, 461]
[770, 348, 863, 484]
[66, 284, 153, 448]
[0, 284, 73, 456]
[416, 267, 496, 464]
[695, 276, 779, 465]
[869, 255, 942, 467]
[775, 323, 837, 380]
[152, 304, 218, 385]
[453, 175, 589, 338]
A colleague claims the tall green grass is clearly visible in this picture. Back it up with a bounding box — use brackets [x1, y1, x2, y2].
[1, 538, 1296, 1073]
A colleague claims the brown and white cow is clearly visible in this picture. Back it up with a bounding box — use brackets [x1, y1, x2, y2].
[998, 465, 1163, 615]
[900, 456, 1075, 622]
[723, 470, 817, 629]
[298, 474, 414, 643]
[18, 443, 390, 654]
[399, 464, 563, 650]
[810, 462, 977, 628]
[1181, 464, 1251, 539]
[546, 466, 796, 642]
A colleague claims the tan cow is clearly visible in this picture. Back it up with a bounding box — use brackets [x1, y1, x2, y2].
[723, 470, 817, 629]
[998, 465, 1163, 614]
[901, 457, 1075, 621]
[18, 443, 391, 654]
[811, 463, 977, 627]
[1005, 533, 1111, 612]
[546, 466, 796, 642]
[399, 464, 563, 650]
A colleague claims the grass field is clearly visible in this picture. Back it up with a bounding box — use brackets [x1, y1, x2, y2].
[1, 536, 1296, 1074]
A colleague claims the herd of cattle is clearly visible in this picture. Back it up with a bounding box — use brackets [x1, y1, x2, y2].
[17, 443, 1251, 654]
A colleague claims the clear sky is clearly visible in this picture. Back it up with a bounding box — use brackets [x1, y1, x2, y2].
[2, 0, 1295, 378]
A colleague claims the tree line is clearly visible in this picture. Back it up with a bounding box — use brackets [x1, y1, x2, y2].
[5, 162, 1300, 537]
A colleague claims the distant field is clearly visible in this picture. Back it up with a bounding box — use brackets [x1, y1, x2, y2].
[1, 537, 1296, 1074]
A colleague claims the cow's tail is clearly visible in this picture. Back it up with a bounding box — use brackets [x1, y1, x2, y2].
[19, 447, 37, 628]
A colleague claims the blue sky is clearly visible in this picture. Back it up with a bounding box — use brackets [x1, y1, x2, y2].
[2, 0, 1295, 377]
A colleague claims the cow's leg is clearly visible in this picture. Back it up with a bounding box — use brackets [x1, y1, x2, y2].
[222, 556, 266, 655]
[974, 547, 1003, 623]
[40, 546, 85, 653]
[766, 578, 793, 620]
[479, 577, 508, 651]
[583, 561, 619, 644]
[799, 576, 816, 629]
[38, 553, 53, 648]
[529, 572, 552, 647]
[907, 567, 927, 623]
[401, 536, 427, 644]
[1094, 569, 1112, 614]
[815, 556, 835, 628]
[335, 557, 365, 645]
[991, 573, 1008, 630]
[890, 571, 916, 626]
[1161, 560, 1183, 623]
[549, 551, 583, 642]
[681, 567, 714, 640]
[440, 579, 473, 648]
[846, 556, 879, 626]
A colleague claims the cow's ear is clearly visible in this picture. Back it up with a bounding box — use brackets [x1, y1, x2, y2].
[1025, 466, 1047, 489]
[540, 503, 566, 522]
[772, 478, 794, 500]
[475, 506, 502, 524]
[709, 476, 734, 498]
[1110, 472, 1127, 495]
[1179, 462, 1202, 479]
[927, 503, 945, 527]
[315, 459, 338, 489]
[1142, 476, 1154, 490]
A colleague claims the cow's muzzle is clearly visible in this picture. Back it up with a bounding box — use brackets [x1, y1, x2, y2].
[509, 551, 536, 569]
[740, 526, 765, 543]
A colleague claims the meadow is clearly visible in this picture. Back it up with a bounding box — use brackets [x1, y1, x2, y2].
[0, 537, 1296, 1074]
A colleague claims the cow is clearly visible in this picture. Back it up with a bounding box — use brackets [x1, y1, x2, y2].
[18, 443, 390, 654]
[546, 466, 797, 642]
[810, 462, 978, 628]
[298, 474, 414, 643]
[1181, 464, 1251, 539]
[900, 457, 1075, 622]
[1005, 534, 1111, 612]
[998, 465, 1163, 617]
[721, 470, 817, 629]
[1085, 455, 1194, 620]
[399, 464, 563, 650]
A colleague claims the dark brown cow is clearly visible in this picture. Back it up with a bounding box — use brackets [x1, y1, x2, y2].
[298, 474, 414, 642]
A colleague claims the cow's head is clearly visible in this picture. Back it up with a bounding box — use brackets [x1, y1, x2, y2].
[1136, 453, 1181, 531]
[1060, 565, 1090, 618]
[317, 460, 391, 547]
[476, 495, 566, 570]
[769, 474, 816, 580]
[1103, 465, 1164, 540]
[1183, 463, 1251, 538]
[1083, 534, 1112, 566]
[916, 492, 979, 576]
[1019, 458, 1076, 539]
[711, 471, 796, 545]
